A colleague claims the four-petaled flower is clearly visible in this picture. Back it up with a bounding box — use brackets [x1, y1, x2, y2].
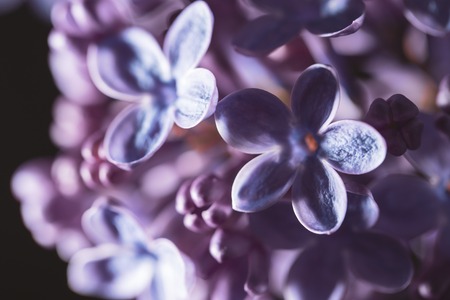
[215, 64, 386, 234]
[68, 198, 190, 300]
[88, 1, 218, 169]
[233, 0, 366, 55]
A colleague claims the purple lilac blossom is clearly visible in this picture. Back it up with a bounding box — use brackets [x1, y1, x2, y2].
[68, 198, 191, 299]
[215, 63, 387, 234]
[11, 0, 450, 299]
[88, 1, 218, 169]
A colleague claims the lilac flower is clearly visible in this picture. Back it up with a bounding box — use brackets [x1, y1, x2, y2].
[87, 1, 218, 169]
[233, 0, 366, 55]
[364, 94, 423, 156]
[403, 0, 450, 36]
[68, 198, 191, 299]
[249, 192, 413, 299]
[215, 64, 386, 234]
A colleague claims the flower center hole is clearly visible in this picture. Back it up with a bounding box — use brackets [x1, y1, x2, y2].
[304, 133, 318, 152]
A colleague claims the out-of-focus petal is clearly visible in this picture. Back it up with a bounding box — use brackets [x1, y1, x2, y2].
[175, 68, 218, 129]
[148, 239, 190, 300]
[163, 1, 213, 78]
[291, 64, 339, 132]
[320, 120, 386, 174]
[232, 151, 296, 212]
[51, 0, 125, 38]
[88, 27, 171, 101]
[437, 75, 450, 113]
[343, 181, 379, 231]
[82, 198, 148, 246]
[67, 244, 154, 299]
[248, 202, 314, 249]
[404, 0, 450, 36]
[233, 15, 302, 56]
[292, 157, 347, 234]
[285, 244, 347, 300]
[406, 113, 450, 181]
[305, 0, 365, 37]
[345, 232, 413, 292]
[215, 88, 291, 154]
[104, 103, 174, 169]
[371, 174, 440, 240]
[49, 47, 105, 104]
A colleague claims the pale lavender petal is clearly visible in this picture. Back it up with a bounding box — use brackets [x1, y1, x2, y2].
[232, 151, 296, 212]
[285, 244, 347, 300]
[82, 198, 148, 246]
[345, 232, 413, 292]
[320, 120, 387, 175]
[371, 174, 440, 240]
[291, 64, 339, 132]
[68, 244, 154, 299]
[233, 15, 302, 55]
[88, 27, 171, 101]
[305, 0, 365, 37]
[163, 1, 213, 78]
[175, 68, 218, 129]
[148, 239, 190, 300]
[215, 88, 291, 154]
[292, 158, 347, 234]
[104, 103, 174, 169]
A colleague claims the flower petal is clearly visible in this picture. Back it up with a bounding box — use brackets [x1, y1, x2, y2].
[291, 64, 339, 132]
[406, 113, 450, 182]
[305, 0, 365, 37]
[88, 27, 171, 101]
[232, 151, 296, 212]
[320, 120, 387, 174]
[215, 88, 291, 154]
[248, 202, 314, 249]
[345, 232, 413, 292]
[163, 1, 213, 78]
[233, 15, 302, 56]
[285, 244, 347, 300]
[148, 239, 190, 300]
[104, 103, 174, 169]
[82, 198, 148, 246]
[67, 244, 154, 299]
[175, 68, 218, 129]
[404, 0, 450, 36]
[342, 181, 379, 231]
[292, 157, 347, 234]
[371, 174, 440, 240]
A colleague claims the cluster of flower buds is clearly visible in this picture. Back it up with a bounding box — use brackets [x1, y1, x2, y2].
[10, 0, 450, 299]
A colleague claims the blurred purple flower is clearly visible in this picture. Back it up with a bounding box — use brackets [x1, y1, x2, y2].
[233, 0, 366, 55]
[364, 94, 423, 156]
[68, 198, 191, 299]
[249, 191, 413, 299]
[11, 156, 94, 260]
[404, 0, 450, 36]
[88, 1, 218, 169]
[215, 64, 386, 234]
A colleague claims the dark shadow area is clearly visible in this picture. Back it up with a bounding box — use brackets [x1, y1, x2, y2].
[0, 5, 98, 299]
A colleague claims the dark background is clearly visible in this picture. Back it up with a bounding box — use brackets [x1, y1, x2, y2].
[0, 5, 96, 299]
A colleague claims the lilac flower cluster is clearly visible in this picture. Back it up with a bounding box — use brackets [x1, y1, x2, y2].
[10, 0, 450, 299]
